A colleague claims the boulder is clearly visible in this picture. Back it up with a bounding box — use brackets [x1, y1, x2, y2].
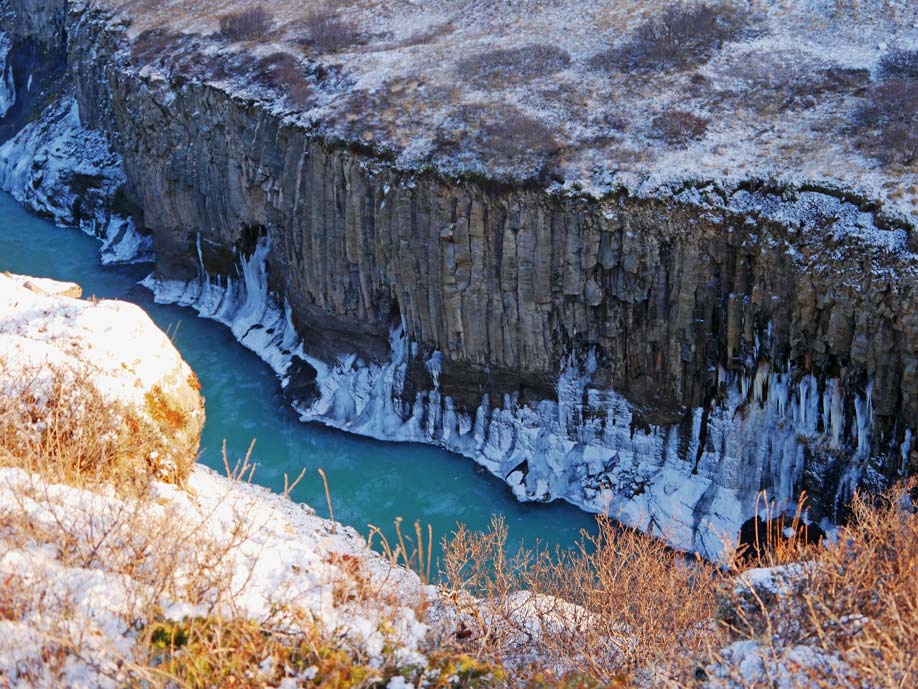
[0, 272, 205, 483]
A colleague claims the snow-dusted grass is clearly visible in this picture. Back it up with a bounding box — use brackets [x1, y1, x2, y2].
[0, 273, 202, 487]
[91, 0, 918, 222]
[0, 457, 442, 688]
[438, 482, 918, 689]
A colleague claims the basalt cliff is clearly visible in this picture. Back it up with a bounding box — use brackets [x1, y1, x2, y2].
[1, 0, 916, 556]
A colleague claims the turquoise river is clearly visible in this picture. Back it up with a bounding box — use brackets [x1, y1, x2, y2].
[0, 191, 597, 568]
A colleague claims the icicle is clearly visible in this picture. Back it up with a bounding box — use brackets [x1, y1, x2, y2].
[772, 372, 789, 418]
[827, 380, 844, 449]
[853, 381, 874, 456]
[425, 351, 442, 390]
[686, 407, 705, 464]
[0, 33, 15, 119]
[901, 429, 914, 476]
[753, 361, 769, 405]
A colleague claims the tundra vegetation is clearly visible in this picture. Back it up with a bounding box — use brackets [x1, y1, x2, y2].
[107, 0, 918, 209]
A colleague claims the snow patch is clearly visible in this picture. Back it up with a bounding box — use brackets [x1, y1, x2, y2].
[0, 272, 196, 409]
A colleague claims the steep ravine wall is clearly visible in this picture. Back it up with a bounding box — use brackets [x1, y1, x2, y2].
[5, 0, 918, 556]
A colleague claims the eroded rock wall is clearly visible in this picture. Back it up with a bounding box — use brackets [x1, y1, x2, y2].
[6, 0, 917, 554]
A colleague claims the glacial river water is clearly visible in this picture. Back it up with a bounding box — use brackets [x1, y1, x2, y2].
[0, 191, 597, 567]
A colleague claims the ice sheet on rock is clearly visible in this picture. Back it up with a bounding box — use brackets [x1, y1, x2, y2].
[142, 236, 303, 377]
[0, 96, 152, 264]
[141, 233, 917, 559]
[0, 33, 14, 119]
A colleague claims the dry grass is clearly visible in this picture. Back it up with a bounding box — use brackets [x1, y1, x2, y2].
[0, 447, 262, 687]
[0, 360, 195, 491]
[710, 485, 918, 689]
[2, 358, 916, 688]
[435, 482, 918, 689]
[0, 439, 439, 688]
[439, 515, 723, 686]
[218, 6, 273, 42]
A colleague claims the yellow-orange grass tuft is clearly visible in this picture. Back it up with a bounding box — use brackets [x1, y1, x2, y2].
[0, 361, 195, 492]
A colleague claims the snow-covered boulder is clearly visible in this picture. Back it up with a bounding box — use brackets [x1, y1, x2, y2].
[0, 272, 204, 482]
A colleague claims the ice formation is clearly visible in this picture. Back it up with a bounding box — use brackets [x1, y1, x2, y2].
[0, 32, 14, 119]
[0, 97, 152, 264]
[143, 234, 909, 559]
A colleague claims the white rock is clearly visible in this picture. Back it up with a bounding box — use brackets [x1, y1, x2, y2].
[0, 272, 204, 477]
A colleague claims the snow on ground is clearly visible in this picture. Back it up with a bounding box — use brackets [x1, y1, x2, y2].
[0, 463, 431, 688]
[0, 272, 194, 410]
[706, 640, 852, 689]
[0, 270, 203, 481]
[91, 0, 918, 225]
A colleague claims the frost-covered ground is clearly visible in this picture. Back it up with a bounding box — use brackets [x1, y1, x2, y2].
[0, 463, 432, 688]
[94, 0, 918, 224]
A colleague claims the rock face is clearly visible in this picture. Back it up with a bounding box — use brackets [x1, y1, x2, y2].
[2, 0, 916, 555]
[0, 272, 205, 481]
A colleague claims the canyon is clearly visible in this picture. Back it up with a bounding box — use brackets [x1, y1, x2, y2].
[1, 0, 916, 557]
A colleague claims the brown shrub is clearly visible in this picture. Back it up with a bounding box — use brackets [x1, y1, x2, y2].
[855, 78, 918, 166]
[736, 63, 870, 114]
[651, 108, 709, 145]
[878, 48, 918, 80]
[438, 482, 918, 688]
[592, 1, 751, 72]
[432, 103, 560, 178]
[714, 483, 918, 689]
[457, 44, 572, 86]
[440, 515, 723, 684]
[252, 52, 314, 108]
[218, 6, 272, 42]
[296, 11, 363, 54]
